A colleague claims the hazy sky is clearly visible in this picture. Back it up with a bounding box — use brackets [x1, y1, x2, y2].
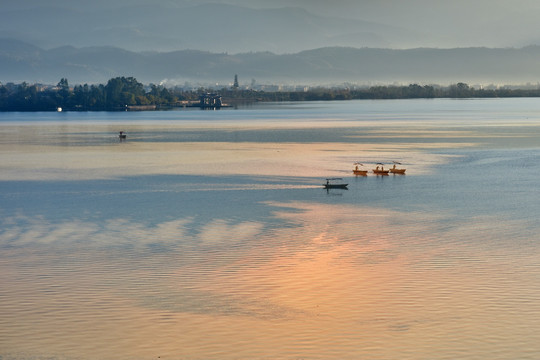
[224, 0, 528, 20]
[199, 0, 529, 48]
[4, 0, 540, 50]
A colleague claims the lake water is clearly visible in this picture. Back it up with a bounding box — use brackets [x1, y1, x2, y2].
[1, 98, 540, 359]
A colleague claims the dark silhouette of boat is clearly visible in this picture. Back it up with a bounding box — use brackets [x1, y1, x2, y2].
[323, 178, 348, 189]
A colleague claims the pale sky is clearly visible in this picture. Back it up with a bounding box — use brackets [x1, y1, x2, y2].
[199, 0, 537, 48]
[3, 0, 540, 50]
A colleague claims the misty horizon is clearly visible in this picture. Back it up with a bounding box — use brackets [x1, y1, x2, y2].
[2, 0, 540, 53]
[3, 1, 540, 85]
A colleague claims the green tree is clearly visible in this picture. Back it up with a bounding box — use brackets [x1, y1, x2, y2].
[449, 82, 472, 97]
[105, 77, 145, 108]
[56, 78, 71, 106]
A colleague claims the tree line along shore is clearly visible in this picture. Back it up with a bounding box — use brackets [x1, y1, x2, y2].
[2, 76, 540, 112]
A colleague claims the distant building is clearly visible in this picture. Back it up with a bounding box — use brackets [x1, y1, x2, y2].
[199, 93, 222, 108]
[233, 74, 239, 89]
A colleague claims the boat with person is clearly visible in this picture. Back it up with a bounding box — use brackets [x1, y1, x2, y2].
[389, 161, 406, 174]
[372, 163, 390, 175]
[323, 178, 348, 189]
[353, 162, 368, 176]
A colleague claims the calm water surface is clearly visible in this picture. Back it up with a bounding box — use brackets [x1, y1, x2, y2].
[1, 99, 540, 359]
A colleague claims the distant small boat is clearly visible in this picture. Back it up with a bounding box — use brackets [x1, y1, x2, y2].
[373, 163, 389, 175]
[353, 162, 368, 176]
[389, 161, 406, 174]
[119, 131, 127, 140]
[323, 178, 348, 189]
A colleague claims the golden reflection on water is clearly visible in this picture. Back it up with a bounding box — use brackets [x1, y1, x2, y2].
[0, 121, 481, 181]
[0, 141, 445, 180]
[2, 201, 540, 359]
[0, 142, 457, 182]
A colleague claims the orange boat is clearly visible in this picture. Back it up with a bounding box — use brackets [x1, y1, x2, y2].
[373, 163, 389, 175]
[389, 162, 406, 174]
[353, 163, 368, 176]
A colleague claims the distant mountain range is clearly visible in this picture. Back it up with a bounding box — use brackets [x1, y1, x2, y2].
[3, 39, 540, 86]
[4, 1, 540, 53]
[0, 2, 420, 54]
[3, 1, 540, 86]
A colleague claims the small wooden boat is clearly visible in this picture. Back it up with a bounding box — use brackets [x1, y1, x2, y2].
[353, 163, 368, 176]
[323, 178, 348, 189]
[389, 162, 406, 174]
[119, 131, 127, 140]
[373, 163, 389, 175]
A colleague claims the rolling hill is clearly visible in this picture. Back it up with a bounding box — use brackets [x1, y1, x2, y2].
[2, 39, 540, 86]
